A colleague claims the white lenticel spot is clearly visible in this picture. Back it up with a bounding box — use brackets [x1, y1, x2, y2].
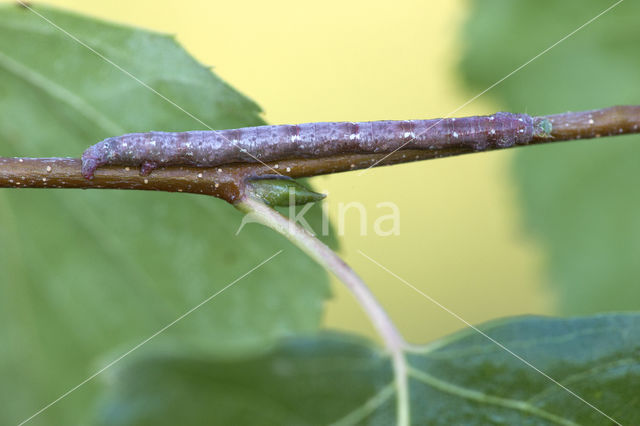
[125, 166, 130, 171]
[143, 179, 149, 184]
[518, 118, 524, 122]
[197, 173, 203, 178]
[150, 140, 156, 146]
[274, 164, 279, 169]
[403, 132, 411, 138]
[453, 132, 459, 138]
[490, 129, 496, 135]
[519, 129, 524, 133]
[178, 189, 183, 192]
[217, 168, 222, 173]
[19, 158, 23, 162]
[122, 142, 128, 147]
[46, 165, 52, 172]
[286, 167, 291, 172]
[42, 178, 47, 182]
[214, 183, 219, 188]
[489, 116, 495, 121]
[588, 119, 594, 125]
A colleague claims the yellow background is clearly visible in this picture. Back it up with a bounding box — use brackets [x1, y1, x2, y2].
[33, 0, 553, 343]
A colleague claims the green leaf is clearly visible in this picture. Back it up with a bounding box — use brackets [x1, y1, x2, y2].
[0, 5, 332, 425]
[406, 314, 640, 425]
[97, 314, 640, 425]
[460, 0, 640, 314]
[97, 333, 394, 426]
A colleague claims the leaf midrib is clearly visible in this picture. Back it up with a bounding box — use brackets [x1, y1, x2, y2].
[407, 366, 580, 426]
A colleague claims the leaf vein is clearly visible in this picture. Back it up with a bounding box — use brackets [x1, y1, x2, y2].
[407, 366, 580, 426]
[0, 50, 124, 135]
[329, 383, 395, 426]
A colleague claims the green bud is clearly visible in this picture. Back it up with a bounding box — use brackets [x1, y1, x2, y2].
[247, 177, 325, 207]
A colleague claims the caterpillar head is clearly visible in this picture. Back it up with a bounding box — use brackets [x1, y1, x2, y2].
[533, 118, 553, 139]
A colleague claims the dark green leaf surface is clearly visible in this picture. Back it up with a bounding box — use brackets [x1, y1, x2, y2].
[98, 333, 394, 426]
[460, 0, 640, 314]
[97, 315, 640, 425]
[0, 5, 331, 425]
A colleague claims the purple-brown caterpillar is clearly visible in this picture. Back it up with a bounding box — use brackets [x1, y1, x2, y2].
[81, 112, 553, 179]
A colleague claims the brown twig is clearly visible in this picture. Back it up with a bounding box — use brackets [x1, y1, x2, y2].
[1, 106, 639, 204]
[539, 105, 640, 142]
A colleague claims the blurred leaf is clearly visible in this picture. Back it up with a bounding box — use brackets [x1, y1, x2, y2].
[98, 333, 394, 426]
[98, 314, 640, 425]
[460, 0, 640, 314]
[0, 5, 332, 425]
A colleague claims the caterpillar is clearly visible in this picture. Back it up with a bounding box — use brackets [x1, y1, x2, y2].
[81, 112, 552, 179]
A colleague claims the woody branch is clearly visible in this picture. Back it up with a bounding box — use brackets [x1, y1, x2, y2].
[1, 105, 639, 204]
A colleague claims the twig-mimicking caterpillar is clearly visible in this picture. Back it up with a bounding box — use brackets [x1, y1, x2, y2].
[81, 112, 552, 179]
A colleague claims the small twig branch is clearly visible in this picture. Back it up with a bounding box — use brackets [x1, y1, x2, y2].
[236, 196, 410, 426]
[3, 106, 638, 425]
[2, 106, 639, 203]
[540, 105, 640, 141]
